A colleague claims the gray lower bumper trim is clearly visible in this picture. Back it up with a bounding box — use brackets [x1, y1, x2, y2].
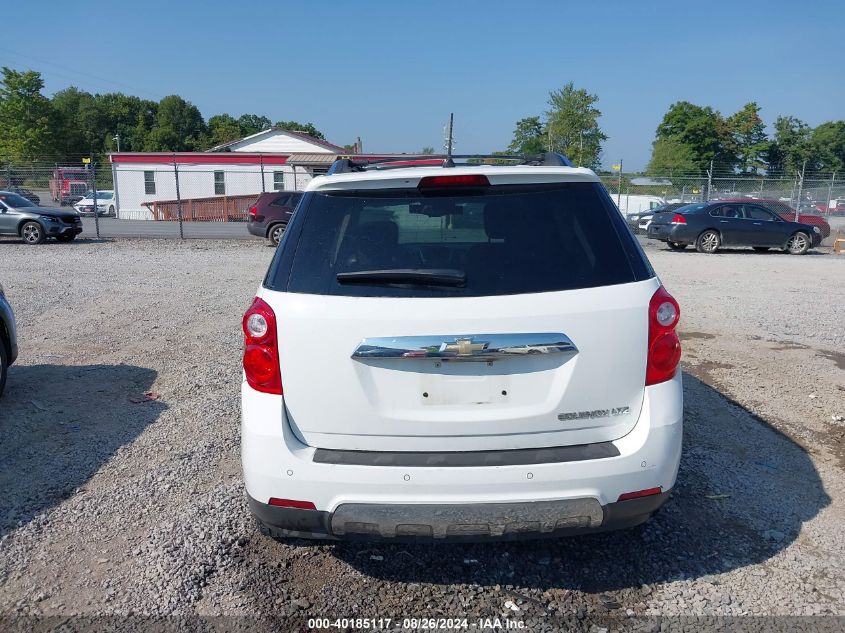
[312, 441, 619, 467]
[331, 498, 604, 538]
[248, 490, 671, 542]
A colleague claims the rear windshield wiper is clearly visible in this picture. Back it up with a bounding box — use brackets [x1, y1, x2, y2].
[336, 269, 466, 287]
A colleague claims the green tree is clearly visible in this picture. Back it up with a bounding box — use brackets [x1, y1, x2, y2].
[98, 93, 157, 152]
[144, 95, 206, 152]
[649, 101, 736, 173]
[766, 116, 814, 174]
[420, 146, 435, 154]
[50, 87, 103, 158]
[207, 114, 243, 147]
[545, 83, 607, 168]
[727, 102, 769, 173]
[237, 113, 272, 136]
[506, 116, 546, 155]
[810, 121, 845, 173]
[145, 95, 206, 151]
[273, 120, 325, 140]
[647, 138, 698, 174]
[0, 67, 56, 160]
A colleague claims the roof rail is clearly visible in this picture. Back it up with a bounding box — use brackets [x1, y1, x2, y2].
[327, 152, 572, 175]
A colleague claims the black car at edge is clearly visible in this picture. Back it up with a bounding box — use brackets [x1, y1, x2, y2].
[647, 201, 823, 254]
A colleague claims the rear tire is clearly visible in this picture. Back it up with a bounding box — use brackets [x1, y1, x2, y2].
[268, 223, 287, 246]
[695, 230, 720, 254]
[668, 241, 687, 250]
[752, 247, 770, 252]
[786, 231, 810, 255]
[20, 221, 45, 245]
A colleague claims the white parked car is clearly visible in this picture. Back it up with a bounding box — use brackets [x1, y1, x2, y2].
[74, 190, 116, 216]
[241, 153, 683, 541]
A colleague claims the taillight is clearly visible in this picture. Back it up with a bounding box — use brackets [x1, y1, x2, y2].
[646, 286, 681, 386]
[618, 487, 662, 502]
[268, 497, 316, 510]
[242, 297, 282, 394]
[248, 205, 258, 217]
[670, 213, 686, 225]
[418, 174, 490, 189]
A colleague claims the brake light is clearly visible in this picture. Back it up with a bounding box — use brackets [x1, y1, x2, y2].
[670, 213, 686, 225]
[418, 174, 490, 188]
[248, 205, 257, 217]
[242, 297, 282, 394]
[618, 487, 662, 502]
[646, 286, 681, 386]
[268, 497, 316, 510]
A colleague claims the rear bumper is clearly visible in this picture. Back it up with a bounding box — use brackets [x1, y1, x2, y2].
[248, 489, 672, 541]
[241, 372, 683, 541]
[647, 224, 694, 242]
[247, 221, 266, 237]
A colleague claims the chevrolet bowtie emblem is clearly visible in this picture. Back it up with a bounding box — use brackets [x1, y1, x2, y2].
[440, 338, 489, 356]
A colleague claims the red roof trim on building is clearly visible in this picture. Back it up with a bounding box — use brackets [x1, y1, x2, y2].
[110, 153, 290, 166]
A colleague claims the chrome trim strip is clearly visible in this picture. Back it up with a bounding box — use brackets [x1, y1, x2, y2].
[351, 333, 577, 362]
[313, 442, 618, 467]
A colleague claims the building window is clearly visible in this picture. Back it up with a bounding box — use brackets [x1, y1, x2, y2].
[311, 167, 329, 176]
[214, 171, 225, 195]
[144, 171, 156, 195]
[273, 171, 285, 191]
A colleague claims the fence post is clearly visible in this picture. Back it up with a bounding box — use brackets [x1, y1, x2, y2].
[91, 154, 101, 239]
[173, 154, 184, 240]
[260, 154, 266, 193]
[794, 160, 806, 221]
[5, 161, 10, 189]
[705, 160, 713, 202]
[826, 172, 836, 215]
[616, 159, 622, 207]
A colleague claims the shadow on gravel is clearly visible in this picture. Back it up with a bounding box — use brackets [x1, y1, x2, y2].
[0, 238, 112, 246]
[330, 372, 830, 593]
[0, 363, 164, 537]
[645, 243, 828, 256]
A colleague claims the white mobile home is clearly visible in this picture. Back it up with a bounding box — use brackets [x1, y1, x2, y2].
[110, 129, 346, 219]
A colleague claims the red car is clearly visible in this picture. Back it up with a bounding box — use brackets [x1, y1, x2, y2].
[715, 198, 831, 239]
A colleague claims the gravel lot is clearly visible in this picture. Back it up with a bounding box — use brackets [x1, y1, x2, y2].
[0, 236, 843, 629]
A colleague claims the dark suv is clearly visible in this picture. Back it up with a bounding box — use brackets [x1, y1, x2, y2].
[247, 191, 303, 246]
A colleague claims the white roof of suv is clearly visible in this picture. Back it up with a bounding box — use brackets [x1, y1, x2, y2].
[307, 165, 600, 192]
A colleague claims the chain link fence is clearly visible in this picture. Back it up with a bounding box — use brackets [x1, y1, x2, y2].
[600, 171, 845, 215]
[2, 157, 843, 241]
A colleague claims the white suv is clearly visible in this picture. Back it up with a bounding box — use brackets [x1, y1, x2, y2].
[241, 153, 683, 541]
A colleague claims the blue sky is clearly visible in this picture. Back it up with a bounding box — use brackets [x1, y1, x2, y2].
[2, 0, 843, 170]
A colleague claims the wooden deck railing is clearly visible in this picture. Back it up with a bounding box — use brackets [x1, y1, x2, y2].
[142, 194, 257, 222]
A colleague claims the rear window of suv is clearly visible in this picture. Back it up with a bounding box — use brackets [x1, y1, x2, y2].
[268, 182, 652, 297]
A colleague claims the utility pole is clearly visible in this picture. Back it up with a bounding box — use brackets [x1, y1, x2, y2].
[113, 134, 121, 152]
[794, 159, 806, 221]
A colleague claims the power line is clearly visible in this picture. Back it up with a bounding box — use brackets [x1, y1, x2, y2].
[0, 46, 163, 99]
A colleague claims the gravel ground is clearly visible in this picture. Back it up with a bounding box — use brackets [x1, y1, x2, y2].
[0, 236, 843, 630]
